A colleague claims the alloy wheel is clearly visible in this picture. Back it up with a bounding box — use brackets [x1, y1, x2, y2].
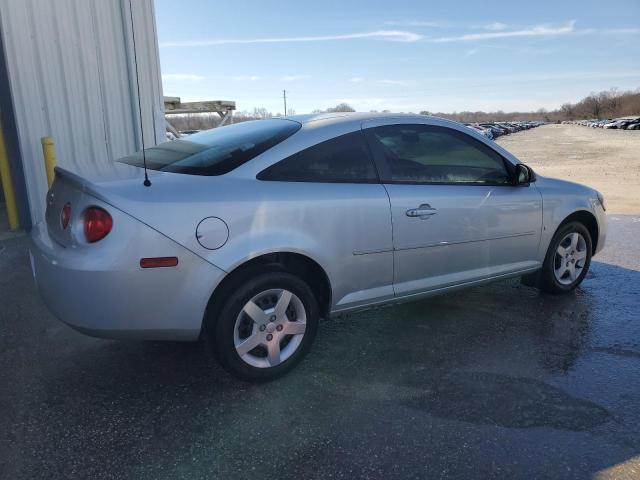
[233, 289, 307, 368]
[553, 232, 588, 285]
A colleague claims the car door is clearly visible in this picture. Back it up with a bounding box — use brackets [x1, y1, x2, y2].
[256, 129, 395, 311]
[363, 120, 542, 297]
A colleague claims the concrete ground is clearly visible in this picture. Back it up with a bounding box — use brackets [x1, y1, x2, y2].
[1, 127, 640, 479]
[0, 201, 24, 242]
[0, 201, 10, 237]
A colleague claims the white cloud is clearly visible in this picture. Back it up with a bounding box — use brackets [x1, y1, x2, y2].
[433, 21, 576, 42]
[349, 77, 365, 83]
[233, 75, 261, 81]
[440, 70, 640, 83]
[572, 26, 640, 37]
[484, 22, 508, 31]
[464, 48, 479, 58]
[604, 28, 640, 34]
[493, 70, 640, 82]
[160, 30, 423, 47]
[384, 20, 442, 27]
[377, 79, 412, 86]
[161, 74, 204, 82]
[281, 75, 309, 82]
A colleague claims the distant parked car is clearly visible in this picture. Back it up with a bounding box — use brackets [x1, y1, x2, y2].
[493, 125, 510, 136]
[626, 120, 640, 130]
[497, 123, 516, 134]
[623, 118, 640, 128]
[615, 118, 640, 130]
[480, 124, 504, 137]
[569, 117, 640, 130]
[603, 119, 627, 129]
[464, 124, 494, 140]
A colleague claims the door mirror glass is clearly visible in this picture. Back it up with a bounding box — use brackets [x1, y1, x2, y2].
[515, 164, 535, 185]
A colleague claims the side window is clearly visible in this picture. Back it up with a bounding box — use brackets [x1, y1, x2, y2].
[367, 124, 510, 184]
[257, 131, 378, 183]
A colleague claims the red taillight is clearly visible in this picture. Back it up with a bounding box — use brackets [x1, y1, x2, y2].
[84, 207, 112, 243]
[61, 203, 71, 229]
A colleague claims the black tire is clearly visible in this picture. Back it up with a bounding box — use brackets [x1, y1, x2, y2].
[538, 221, 592, 294]
[212, 271, 319, 382]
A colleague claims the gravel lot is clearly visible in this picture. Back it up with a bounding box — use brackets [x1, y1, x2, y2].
[1, 125, 639, 479]
[497, 124, 640, 214]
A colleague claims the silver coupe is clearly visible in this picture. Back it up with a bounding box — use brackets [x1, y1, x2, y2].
[31, 113, 607, 380]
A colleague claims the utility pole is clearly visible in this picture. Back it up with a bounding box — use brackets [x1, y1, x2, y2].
[283, 90, 287, 116]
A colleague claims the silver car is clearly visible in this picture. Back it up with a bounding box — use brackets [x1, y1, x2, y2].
[31, 113, 607, 381]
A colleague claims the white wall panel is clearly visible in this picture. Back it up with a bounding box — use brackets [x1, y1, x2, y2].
[0, 0, 164, 223]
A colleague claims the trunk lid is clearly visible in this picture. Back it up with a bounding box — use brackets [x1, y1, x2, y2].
[47, 164, 239, 253]
[45, 174, 83, 247]
[45, 163, 150, 247]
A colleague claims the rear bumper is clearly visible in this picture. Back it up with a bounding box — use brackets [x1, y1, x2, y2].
[30, 220, 226, 341]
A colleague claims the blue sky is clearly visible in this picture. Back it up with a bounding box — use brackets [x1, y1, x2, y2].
[154, 0, 640, 114]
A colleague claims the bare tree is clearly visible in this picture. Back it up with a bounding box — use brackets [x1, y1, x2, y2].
[560, 103, 574, 119]
[166, 113, 220, 132]
[582, 95, 603, 118]
[326, 103, 356, 112]
[603, 87, 621, 117]
[252, 107, 272, 119]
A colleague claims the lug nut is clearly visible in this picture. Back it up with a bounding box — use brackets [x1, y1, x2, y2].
[259, 325, 266, 332]
[276, 324, 283, 332]
[270, 315, 276, 322]
[266, 334, 273, 341]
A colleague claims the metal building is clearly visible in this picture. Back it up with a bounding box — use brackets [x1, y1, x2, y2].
[0, 0, 164, 231]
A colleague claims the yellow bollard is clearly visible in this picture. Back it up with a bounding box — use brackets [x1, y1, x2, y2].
[0, 120, 19, 230]
[41, 136, 57, 188]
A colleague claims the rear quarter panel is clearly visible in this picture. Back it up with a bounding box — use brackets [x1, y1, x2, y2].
[120, 177, 395, 311]
[93, 119, 396, 311]
[31, 194, 225, 339]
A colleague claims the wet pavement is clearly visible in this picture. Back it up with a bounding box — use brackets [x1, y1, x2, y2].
[1, 215, 639, 479]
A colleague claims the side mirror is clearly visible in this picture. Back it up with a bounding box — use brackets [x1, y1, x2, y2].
[514, 164, 535, 185]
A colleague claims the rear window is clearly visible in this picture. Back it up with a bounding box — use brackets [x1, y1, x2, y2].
[257, 131, 378, 183]
[118, 119, 301, 176]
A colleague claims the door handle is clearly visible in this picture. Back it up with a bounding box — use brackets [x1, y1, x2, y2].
[406, 204, 437, 218]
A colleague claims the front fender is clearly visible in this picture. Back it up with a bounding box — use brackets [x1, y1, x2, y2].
[535, 176, 606, 261]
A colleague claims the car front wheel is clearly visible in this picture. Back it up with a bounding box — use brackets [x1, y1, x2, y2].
[212, 272, 319, 381]
[539, 221, 592, 294]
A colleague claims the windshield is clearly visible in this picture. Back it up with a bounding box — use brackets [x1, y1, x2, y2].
[118, 119, 301, 175]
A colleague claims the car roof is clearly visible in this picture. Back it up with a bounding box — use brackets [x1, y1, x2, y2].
[282, 111, 432, 126]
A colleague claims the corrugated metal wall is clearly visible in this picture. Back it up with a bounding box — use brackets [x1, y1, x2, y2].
[0, 0, 164, 224]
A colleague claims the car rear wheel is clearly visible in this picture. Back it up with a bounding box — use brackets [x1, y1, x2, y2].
[538, 221, 592, 294]
[212, 272, 319, 381]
